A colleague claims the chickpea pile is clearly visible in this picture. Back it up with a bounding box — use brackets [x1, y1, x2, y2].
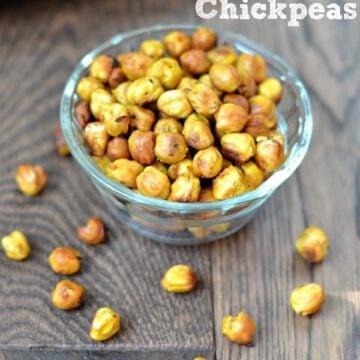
[76, 27, 285, 202]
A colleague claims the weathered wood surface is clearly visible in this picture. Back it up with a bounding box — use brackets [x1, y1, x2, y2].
[0, 0, 359, 359]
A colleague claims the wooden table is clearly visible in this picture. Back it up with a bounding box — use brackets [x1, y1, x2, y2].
[0, 0, 359, 359]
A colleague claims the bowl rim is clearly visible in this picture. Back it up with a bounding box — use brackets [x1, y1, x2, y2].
[60, 23, 313, 213]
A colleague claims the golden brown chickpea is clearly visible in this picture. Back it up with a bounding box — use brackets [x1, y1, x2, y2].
[118, 52, 153, 80]
[198, 74, 222, 97]
[198, 187, 216, 202]
[213, 166, 247, 200]
[207, 46, 237, 65]
[136, 166, 171, 199]
[236, 53, 267, 83]
[255, 138, 285, 172]
[177, 77, 199, 94]
[111, 81, 132, 106]
[221, 133, 256, 166]
[161, 264, 197, 293]
[258, 77, 283, 103]
[75, 102, 92, 128]
[128, 105, 156, 132]
[140, 39, 165, 60]
[163, 31, 192, 58]
[238, 76, 257, 98]
[244, 114, 270, 138]
[89, 307, 121, 342]
[187, 83, 221, 117]
[222, 311, 256, 345]
[168, 174, 201, 202]
[180, 49, 211, 76]
[76, 76, 104, 102]
[168, 159, 193, 180]
[290, 283, 325, 316]
[182, 118, 214, 150]
[108, 67, 126, 89]
[151, 161, 168, 175]
[241, 161, 264, 191]
[209, 64, 241, 93]
[90, 89, 115, 119]
[214, 103, 248, 136]
[107, 159, 144, 188]
[15, 164, 48, 197]
[51, 280, 85, 310]
[269, 130, 285, 147]
[102, 103, 130, 137]
[77, 217, 106, 245]
[157, 89, 193, 118]
[187, 226, 209, 239]
[93, 156, 111, 174]
[127, 76, 164, 106]
[89, 55, 116, 83]
[106, 137, 130, 161]
[193, 146, 223, 179]
[147, 58, 183, 89]
[84, 122, 109, 156]
[184, 113, 210, 127]
[249, 95, 276, 117]
[192, 27, 217, 51]
[223, 94, 249, 113]
[128, 130, 156, 165]
[154, 118, 183, 136]
[155, 132, 188, 164]
[1, 230, 31, 261]
[54, 124, 70, 156]
[48, 247, 82, 275]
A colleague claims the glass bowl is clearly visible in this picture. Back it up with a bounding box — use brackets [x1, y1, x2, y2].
[60, 24, 312, 245]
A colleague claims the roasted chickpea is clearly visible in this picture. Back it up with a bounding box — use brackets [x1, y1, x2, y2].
[90, 89, 115, 119]
[92, 156, 111, 174]
[51, 280, 85, 310]
[163, 31, 192, 58]
[215, 103, 248, 136]
[180, 49, 211, 76]
[155, 132, 188, 164]
[192, 27, 217, 51]
[1, 230, 30, 261]
[255, 138, 284, 172]
[151, 161, 168, 175]
[161, 264, 197, 293]
[193, 146, 223, 178]
[209, 64, 240, 93]
[182, 117, 214, 150]
[154, 118, 183, 136]
[102, 103, 130, 137]
[241, 161, 264, 191]
[249, 95, 277, 129]
[187, 226, 209, 239]
[53, 124, 70, 156]
[118, 52, 153, 80]
[128, 130, 156, 165]
[198, 74, 222, 97]
[168, 159, 193, 181]
[223, 94, 249, 113]
[106, 137, 130, 161]
[290, 283, 325, 316]
[127, 76, 164, 106]
[48, 247, 82, 275]
[207, 46, 237, 65]
[108, 67, 126, 89]
[258, 77, 283, 103]
[90, 307, 121, 342]
[244, 114, 270, 138]
[107, 159, 144, 188]
[77, 217, 106, 245]
[213, 166, 247, 200]
[136, 166, 171, 199]
[222, 311, 256, 345]
[184, 113, 210, 127]
[177, 77, 199, 94]
[296, 226, 329, 263]
[147, 58, 183, 89]
[76, 76, 104, 102]
[238, 76, 257, 98]
[187, 83, 221, 117]
[198, 187, 216, 202]
[157, 89, 193, 118]
[168, 174, 201, 202]
[236, 53, 267, 83]
[84, 122, 109, 156]
[221, 133, 256, 166]
[111, 81, 132, 106]
[128, 105, 156, 132]
[140, 39, 165, 60]
[75, 102, 92, 128]
[89, 55, 116, 83]
[15, 164, 48, 197]
[269, 130, 285, 147]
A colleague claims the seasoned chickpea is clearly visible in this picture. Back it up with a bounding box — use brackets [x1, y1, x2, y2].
[187, 83, 221, 117]
[76, 76, 104, 102]
[168, 174, 201, 202]
[198, 187, 216, 202]
[161, 264, 197, 293]
[249, 95, 277, 129]
[147, 58, 183, 89]
[54, 123, 70, 156]
[128, 130, 156, 165]
[192, 27, 217, 51]
[193, 146, 223, 178]
[187, 226, 209, 239]
[90, 89, 115, 119]
[290, 283, 325, 316]
[198, 74, 222, 97]
[1, 230, 30, 261]
[90, 307, 121, 342]
[140, 39, 165, 60]
[77, 217, 106, 245]
[209, 63, 240, 93]
[296, 226, 329, 263]
[108, 67, 126, 89]
[182, 118, 214, 150]
[151, 161, 168, 175]
[168, 159, 193, 181]
[180, 49, 211, 76]
[75, 102, 92, 128]
[221, 133, 256, 166]
[269, 130, 285, 147]
[103, 103, 130, 137]
[155, 132, 188, 164]
[222, 311, 256, 345]
[107, 159, 144, 188]
[163, 31, 192, 58]
[93, 156, 111, 174]
[223, 94, 249, 113]
[177, 77, 199, 94]
[157, 89, 193, 118]
[255, 138, 284, 172]
[89, 55, 116, 83]
[111, 81, 132, 106]
[258, 77, 283, 103]
[106, 137, 130, 161]
[184, 113, 210, 127]
[207, 46, 237, 65]
[51, 280, 85, 310]
[244, 114, 270, 138]
[128, 105, 156, 131]
[84, 122, 109, 156]
[48, 247, 82, 275]
[118, 52, 153, 80]
[15, 164, 48, 197]
[127, 76, 164, 106]
[215, 103, 248, 136]
[136, 166, 171, 199]
[236, 53, 267, 83]
[213, 166, 247, 200]
[238, 76, 257, 98]
[154, 118, 183, 136]
[241, 161, 264, 191]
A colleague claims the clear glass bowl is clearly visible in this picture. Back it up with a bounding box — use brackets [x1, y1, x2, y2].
[60, 24, 313, 245]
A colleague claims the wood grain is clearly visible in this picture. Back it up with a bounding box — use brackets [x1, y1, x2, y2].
[0, 0, 359, 359]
